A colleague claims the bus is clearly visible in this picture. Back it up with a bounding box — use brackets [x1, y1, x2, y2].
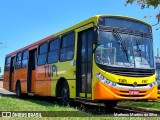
[3, 15, 157, 108]
[155, 56, 160, 98]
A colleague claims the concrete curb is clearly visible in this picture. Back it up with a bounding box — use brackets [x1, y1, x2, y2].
[117, 105, 160, 114]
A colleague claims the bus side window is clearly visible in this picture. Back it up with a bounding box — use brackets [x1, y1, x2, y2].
[38, 42, 48, 66]
[60, 32, 75, 61]
[48, 38, 60, 64]
[5, 57, 11, 71]
[22, 50, 28, 68]
[16, 52, 22, 70]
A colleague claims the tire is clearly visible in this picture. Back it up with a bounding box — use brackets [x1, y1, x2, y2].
[61, 81, 70, 106]
[104, 101, 117, 110]
[16, 82, 22, 98]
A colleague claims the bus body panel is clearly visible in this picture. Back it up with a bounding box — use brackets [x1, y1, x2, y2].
[36, 65, 51, 96]
[3, 72, 9, 90]
[14, 68, 28, 93]
[94, 81, 157, 100]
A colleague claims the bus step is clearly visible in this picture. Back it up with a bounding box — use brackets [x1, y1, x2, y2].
[28, 93, 34, 96]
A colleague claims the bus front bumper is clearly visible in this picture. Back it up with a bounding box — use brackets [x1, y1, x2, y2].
[94, 81, 157, 100]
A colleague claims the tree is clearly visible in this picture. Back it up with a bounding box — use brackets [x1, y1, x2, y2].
[0, 67, 1, 73]
[125, 0, 160, 29]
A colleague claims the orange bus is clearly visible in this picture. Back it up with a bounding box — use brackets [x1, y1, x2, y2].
[3, 15, 157, 108]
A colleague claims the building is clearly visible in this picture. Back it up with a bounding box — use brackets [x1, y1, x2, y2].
[0, 75, 3, 81]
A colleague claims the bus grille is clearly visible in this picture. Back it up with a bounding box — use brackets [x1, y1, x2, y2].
[118, 83, 148, 87]
[110, 71, 154, 77]
[120, 94, 145, 97]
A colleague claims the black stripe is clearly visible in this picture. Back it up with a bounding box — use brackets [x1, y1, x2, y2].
[36, 79, 76, 81]
[96, 63, 155, 77]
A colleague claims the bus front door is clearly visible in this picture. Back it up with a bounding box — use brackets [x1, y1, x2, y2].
[77, 29, 93, 99]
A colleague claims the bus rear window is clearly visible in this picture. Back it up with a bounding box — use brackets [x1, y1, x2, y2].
[99, 17, 151, 33]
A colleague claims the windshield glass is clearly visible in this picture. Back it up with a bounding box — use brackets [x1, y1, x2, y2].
[95, 31, 154, 69]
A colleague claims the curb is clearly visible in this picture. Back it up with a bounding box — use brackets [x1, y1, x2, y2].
[117, 105, 160, 114]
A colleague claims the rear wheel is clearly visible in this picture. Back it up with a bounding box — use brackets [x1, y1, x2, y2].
[104, 101, 117, 110]
[16, 82, 22, 98]
[61, 81, 70, 106]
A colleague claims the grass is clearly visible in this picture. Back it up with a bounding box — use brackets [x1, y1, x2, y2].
[0, 95, 159, 119]
[119, 100, 160, 110]
[0, 95, 78, 111]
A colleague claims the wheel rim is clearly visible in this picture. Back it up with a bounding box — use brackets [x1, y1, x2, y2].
[16, 85, 20, 97]
[62, 87, 68, 102]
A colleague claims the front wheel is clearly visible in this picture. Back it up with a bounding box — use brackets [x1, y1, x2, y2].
[61, 81, 70, 106]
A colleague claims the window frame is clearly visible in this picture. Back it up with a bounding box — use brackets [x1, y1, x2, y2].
[15, 52, 22, 70]
[48, 37, 60, 64]
[5, 56, 11, 71]
[21, 50, 28, 68]
[59, 31, 75, 62]
[37, 42, 48, 66]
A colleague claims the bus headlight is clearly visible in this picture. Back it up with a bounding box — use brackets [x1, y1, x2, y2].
[149, 80, 157, 88]
[96, 72, 117, 87]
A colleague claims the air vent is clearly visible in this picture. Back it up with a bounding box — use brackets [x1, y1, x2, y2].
[110, 70, 154, 77]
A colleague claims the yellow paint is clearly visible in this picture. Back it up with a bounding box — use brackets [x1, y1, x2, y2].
[67, 80, 76, 98]
[51, 80, 57, 96]
[87, 93, 91, 98]
[79, 93, 85, 97]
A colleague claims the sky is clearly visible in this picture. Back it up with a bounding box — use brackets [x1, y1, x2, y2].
[0, 0, 159, 75]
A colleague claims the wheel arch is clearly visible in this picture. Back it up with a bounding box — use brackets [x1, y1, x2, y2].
[56, 77, 70, 98]
[15, 79, 21, 90]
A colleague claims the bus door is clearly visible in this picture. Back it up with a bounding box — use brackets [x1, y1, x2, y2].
[27, 49, 37, 93]
[9, 57, 15, 91]
[77, 29, 93, 99]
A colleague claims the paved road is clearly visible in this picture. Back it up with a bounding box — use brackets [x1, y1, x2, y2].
[0, 81, 15, 95]
[0, 81, 3, 88]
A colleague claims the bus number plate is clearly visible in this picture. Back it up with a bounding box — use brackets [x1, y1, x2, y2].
[129, 90, 139, 95]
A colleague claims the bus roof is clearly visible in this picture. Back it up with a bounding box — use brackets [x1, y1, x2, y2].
[6, 14, 151, 57]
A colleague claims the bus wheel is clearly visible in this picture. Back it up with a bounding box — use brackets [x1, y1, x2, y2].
[61, 81, 70, 106]
[16, 83, 22, 98]
[104, 101, 117, 110]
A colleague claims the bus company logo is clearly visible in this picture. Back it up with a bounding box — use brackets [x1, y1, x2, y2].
[2, 112, 11, 117]
[133, 82, 137, 87]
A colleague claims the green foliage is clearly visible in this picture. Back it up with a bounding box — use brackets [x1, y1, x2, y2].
[0, 96, 78, 111]
[125, 0, 160, 29]
[119, 100, 160, 110]
[0, 67, 1, 73]
[126, 0, 159, 8]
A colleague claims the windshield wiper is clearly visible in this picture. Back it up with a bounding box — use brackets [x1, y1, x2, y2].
[112, 29, 129, 61]
[135, 39, 142, 61]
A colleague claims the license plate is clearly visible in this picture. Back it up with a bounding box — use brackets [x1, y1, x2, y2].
[129, 90, 139, 95]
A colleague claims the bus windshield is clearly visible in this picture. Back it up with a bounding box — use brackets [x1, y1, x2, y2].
[95, 31, 154, 69]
